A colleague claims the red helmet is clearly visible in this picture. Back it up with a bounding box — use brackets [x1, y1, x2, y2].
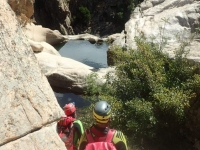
[63, 103, 76, 115]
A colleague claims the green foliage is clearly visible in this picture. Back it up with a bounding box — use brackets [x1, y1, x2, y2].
[107, 45, 130, 66]
[114, 12, 124, 23]
[85, 73, 101, 96]
[195, 26, 200, 34]
[112, 0, 137, 24]
[127, 2, 135, 12]
[84, 73, 113, 97]
[83, 36, 200, 149]
[184, 74, 200, 95]
[124, 99, 156, 136]
[153, 88, 190, 123]
[76, 6, 91, 26]
[77, 104, 94, 129]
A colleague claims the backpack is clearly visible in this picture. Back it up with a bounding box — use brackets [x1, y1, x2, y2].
[85, 129, 117, 150]
[57, 116, 76, 150]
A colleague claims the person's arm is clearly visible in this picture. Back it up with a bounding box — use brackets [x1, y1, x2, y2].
[57, 115, 67, 133]
[112, 130, 128, 150]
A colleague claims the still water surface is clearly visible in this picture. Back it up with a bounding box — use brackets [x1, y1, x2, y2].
[54, 40, 109, 108]
[57, 40, 108, 68]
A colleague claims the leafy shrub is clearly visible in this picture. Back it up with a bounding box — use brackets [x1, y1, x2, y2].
[114, 12, 124, 23]
[83, 36, 200, 149]
[76, 6, 91, 26]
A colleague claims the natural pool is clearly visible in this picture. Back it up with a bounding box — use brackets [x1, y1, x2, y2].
[56, 40, 109, 68]
[54, 40, 109, 108]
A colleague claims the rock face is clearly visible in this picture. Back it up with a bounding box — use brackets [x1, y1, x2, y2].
[108, 0, 200, 65]
[124, 0, 200, 59]
[8, 0, 34, 19]
[0, 1, 65, 149]
[23, 23, 68, 45]
[34, 0, 73, 35]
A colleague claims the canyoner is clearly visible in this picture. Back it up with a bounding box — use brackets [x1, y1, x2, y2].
[57, 102, 84, 150]
[78, 100, 128, 150]
[85, 128, 117, 150]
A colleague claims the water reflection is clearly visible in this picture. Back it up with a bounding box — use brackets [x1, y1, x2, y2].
[57, 40, 108, 68]
[54, 92, 90, 108]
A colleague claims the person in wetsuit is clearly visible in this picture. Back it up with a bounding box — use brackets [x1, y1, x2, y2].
[78, 100, 128, 150]
[57, 102, 84, 150]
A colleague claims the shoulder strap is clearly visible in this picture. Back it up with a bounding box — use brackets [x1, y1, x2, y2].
[85, 129, 94, 143]
[86, 128, 116, 143]
[105, 129, 116, 142]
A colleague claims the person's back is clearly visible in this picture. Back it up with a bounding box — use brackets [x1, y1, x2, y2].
[78, 101, 128, 150]
[57, 102, 84, 150]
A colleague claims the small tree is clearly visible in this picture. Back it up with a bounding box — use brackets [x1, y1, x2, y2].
[77, 6, 91, 26]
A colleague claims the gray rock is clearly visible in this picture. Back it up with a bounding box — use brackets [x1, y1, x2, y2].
[0, 123, 65, 150]
[23, 23, 68, 45]
[117, 0, 200, 62]
[35, 51, 93, 94]
[67, 33, 105, 43]
[35, 51, 115, 94]
[0, 1, 65, 149]
[34, 0, 73, 35]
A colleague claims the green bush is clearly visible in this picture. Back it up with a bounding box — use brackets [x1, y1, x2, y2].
[77, 6, 91, 26]
[83, 36, 200, 149]
[114, 12, 124, 23]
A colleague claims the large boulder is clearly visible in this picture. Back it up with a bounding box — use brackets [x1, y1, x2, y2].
[28, 39, 61, 56]
[0, 1, 65, 149]
[35, 50, 115, 94]
[23, 23, 68, 45]
[35, 51, 93, 94]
